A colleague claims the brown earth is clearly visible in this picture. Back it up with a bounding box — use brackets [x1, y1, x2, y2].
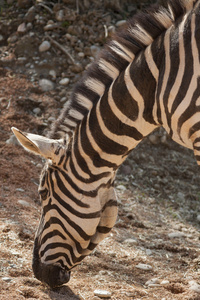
[1, 1, 200, 300]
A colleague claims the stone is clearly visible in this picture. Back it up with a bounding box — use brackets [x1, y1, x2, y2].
[18, 200, 31, 207]
[33, 107, 41, 115]
[168, 231, 185, 238]
[17, 23, 26, 34]
[25, 6, 36, 22]
[145, 278, 160, 286]
[135, 263, 153, 271]
[59, 78, 70, 86]
[123, 238, 137, 246]
[116, 20, 126, 27]
[197, 215, 200, 223]
[2, 277, 12, 283]
[6, 135, 19, 146]
[90, 45, 101, 58]
[189, 280, 200, 293]
[160, 280, 170, 285]
[39, 41, 51, 52]
[39, 79, 54, 92]
[49, 70, 56, 79]
[94, 289, 112, 298]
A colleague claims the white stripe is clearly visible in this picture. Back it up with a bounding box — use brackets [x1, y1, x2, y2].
[76, 93, 93, 110]
[110, 40, 134, 62]
[98, 58, 119, 79]
[168, 13, 187, 113]
[84, 77, 105, 96]
[171, 13, 200, 144]
[158, 26, 172, 133]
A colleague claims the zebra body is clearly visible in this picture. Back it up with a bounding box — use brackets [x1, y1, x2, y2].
[12, 0, 200, 287]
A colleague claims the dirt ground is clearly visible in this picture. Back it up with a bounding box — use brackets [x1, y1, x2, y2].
[1, 1, 200, 300]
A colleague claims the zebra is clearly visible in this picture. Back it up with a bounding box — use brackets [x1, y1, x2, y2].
[12, 0, 200, 288]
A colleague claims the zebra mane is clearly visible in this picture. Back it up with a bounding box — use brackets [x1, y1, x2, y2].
[50, 0, 197, 139]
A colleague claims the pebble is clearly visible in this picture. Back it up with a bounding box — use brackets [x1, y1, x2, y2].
[123, 238, 137, 246]
[160, 280, 170, 285]
[59, 78, 70, 86]
[116, 20, 127, 27]
[49, 70, 56, 79]
[16, 188, 25, 192]
[17, 200, 31, 207]
[17, 23, 26, 34]
[94, 289, 112, 298]
[116, 185, 126, 191]
[6, 135, 19, 146]
[168, 231, 185, 238]
[189, 280, 200, 293]
[90, 45, 101, 58]
[197, 215, 200, 223]
[39, 79, 54, 92]
[25, 6, 36, 22]
[2, 277, 12, 283]
[39, 41, 51, 52]
[33, 107, 41, 115]
[145, 278, 160, 286]
[135, 263, 153, 271]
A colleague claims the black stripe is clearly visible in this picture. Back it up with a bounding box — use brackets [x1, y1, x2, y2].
[100, 90, 143, 141]
[80, 116, 118, 169]
[43, 203, 93, 241]
[97, 226, 112, 234]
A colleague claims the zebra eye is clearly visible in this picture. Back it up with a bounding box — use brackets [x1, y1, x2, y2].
[39, 188, 48, 200]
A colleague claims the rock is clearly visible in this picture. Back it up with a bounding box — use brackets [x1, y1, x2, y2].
[116, 20, 127, 27]
[70, 63, 83, 73]
[6, 135, 19, 146]
[49, 70, 56, 79]
[145, 278, 160, 286]
[160, 280, 170, 285]
[59, 78, 70, 86]
[2, 277, 12, 283]
[149, 134, 159, 144]
[17, 23, 26, 34]
[146, 249, 153, 256]
[197, 215, 200, 223]
[25, 6, 36, 22]
[39, 79, 54, 92]
[90, 45, 101, 58]
[16, 188, 25, 192]
[56, 10, 64, 22]
[39, 41, 51, 52]
[18, 200, 31, 207]
[123, 238, 137, 246]
[168, 231, 185, 238]
[116, 184, 126, 191]
[33, 107, 41, 115]
[135, 263, 153, 271]
[94, 289, 112, 298]
[189, 280, 200, 293]
[0, 34, 3, 42]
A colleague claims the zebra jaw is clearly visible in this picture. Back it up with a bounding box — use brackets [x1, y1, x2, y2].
[11, 127, 67, 164]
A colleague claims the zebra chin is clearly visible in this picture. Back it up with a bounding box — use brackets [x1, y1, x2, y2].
[32, 237, 71, 288]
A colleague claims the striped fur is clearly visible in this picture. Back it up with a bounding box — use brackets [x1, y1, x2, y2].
[12, 0, 200, 287]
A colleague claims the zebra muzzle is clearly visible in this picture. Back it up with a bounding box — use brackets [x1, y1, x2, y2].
[32, 238, 71, 288]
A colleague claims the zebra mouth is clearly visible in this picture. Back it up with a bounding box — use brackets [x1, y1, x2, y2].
[32, 238, 71, 288]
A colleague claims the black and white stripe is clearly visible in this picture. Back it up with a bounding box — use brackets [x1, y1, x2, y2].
[12, 0, 200, 287]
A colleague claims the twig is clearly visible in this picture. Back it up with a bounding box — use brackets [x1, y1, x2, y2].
[46, 35, 75, 65]
[37, 3, 54, 15]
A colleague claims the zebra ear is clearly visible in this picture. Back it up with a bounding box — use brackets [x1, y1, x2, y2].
[11, 127, 64, 162]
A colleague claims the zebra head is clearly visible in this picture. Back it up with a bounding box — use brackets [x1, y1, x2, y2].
[12, 127, 118, 288]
